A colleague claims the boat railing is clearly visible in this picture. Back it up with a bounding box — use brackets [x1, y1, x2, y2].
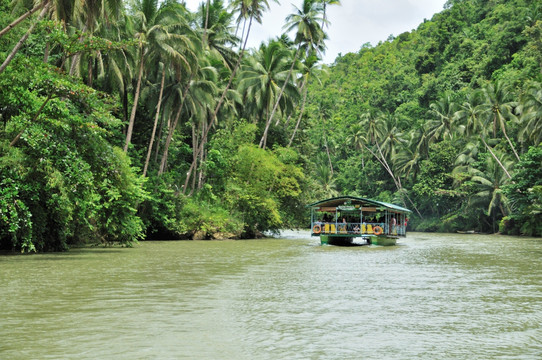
[312, 222, 406, 236]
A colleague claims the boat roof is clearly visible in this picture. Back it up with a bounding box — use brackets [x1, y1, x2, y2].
[307, 195, 412, 214]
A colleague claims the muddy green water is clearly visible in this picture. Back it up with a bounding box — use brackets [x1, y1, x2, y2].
[1, 232, 541, 359]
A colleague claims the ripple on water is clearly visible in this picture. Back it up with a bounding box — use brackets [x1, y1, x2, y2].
[0, 233, 540, 359]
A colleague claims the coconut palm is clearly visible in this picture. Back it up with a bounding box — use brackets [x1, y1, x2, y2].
[183, 0, 277, 194]
[478, 81, 520, 161]
[317, 0, 341, 29]
[517, 80, 542, 147]
[427, 93, 458, 143]
[314, 154, 338, 198]
[288, 51, 324, 147]
[238, 40, 294, 124]
[67, 0, 124, 80]
[468, 151, 513, 233]
[124, 0, 192, 153]
[456, 91, 513, 178]
[394, 129, 425, 181]
[197, 0, 238, 68]
[260, 0, 326, 149]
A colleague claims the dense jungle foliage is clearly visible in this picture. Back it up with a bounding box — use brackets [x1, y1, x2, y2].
[0, 0, 541, 252]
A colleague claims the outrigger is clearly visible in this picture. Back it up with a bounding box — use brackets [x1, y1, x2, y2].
[308, 196, 411, 246]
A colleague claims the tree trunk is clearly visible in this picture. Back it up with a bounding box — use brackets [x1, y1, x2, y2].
[500, 122, 520, 161]
[481, 137, 512, 179]
[0, 4, 49, 75]
[68, 24, 88, 76]
[260, 47, 300, 149]
[143, 67, 166, 177]
[288, 80, 308, 147]
[123, 45, 145, 152]
[158, 103, 182, 175]
[203, 0, 210, 46]
[158, 80, 191, 175]
[0, 1, 47, 38]
[154, 112, 168, 164]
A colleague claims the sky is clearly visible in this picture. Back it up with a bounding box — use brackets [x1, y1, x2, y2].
[184, 0, 448, 64]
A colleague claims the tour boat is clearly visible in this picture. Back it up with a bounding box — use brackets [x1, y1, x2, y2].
[308, 196, 411, 246]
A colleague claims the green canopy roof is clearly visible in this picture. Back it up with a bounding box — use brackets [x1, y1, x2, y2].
[307, 195, 412, 214]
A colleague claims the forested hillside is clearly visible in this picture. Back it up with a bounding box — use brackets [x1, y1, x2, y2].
[304, 0, 542, 235]
[0, 0, 541, 252]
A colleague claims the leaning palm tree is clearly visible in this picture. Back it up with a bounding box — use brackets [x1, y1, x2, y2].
[288, 51, 324, 147]
[478, 81, 520, 161]
[394, 129, 425, 182]
[456, 91, 513, 179]
[314, 154, 338, 198]
[197, 0, 238, 68]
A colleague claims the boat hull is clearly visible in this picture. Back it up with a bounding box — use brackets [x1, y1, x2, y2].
[320, 235, 396, 246]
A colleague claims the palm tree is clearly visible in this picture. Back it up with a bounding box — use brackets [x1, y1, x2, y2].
[197, 0, 238, 68]
[318, 0, 341, 29]
[517, 80, 542, 147]
[378, 113, 405, 160]
[124, 0, 190, 152]
[479, 81, 520, 161]
[288, 51, 323, 147]
[468, 151, 513, 233]
[93, 12, 135, 125]
[394, 129, 425, 181]
[68, 0, 123, 82]
[427, 93, 458, 143]
[260, 0, 326, 149]
[183, 0, 277, 194]
[314, 154, 338, 198]
[238, 40, 293, 124]
[456, 91, 513, 179]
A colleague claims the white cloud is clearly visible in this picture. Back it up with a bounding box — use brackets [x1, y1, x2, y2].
[183, 0, 447, 63]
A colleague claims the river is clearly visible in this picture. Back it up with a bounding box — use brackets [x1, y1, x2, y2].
[1, 232, 540, 359]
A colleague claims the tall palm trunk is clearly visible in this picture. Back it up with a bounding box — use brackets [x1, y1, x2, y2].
[0, 1, 48, 38]
[497, 114, 521, 161]
[143, 67, 166, 177]
[260, 47, 300, 149]
[182, 15, 254, 194]
[158, 80, 192, 175]
[203, 0, 210, 46]
[480, 137, 512, 179]
[68, 24, 88, 76]
[124, 44, 145, 152]
[0, 3, 49, 75]
[288, 79, 308, 147]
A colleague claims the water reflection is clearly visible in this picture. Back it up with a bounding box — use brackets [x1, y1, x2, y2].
[0, 233, 540, 359]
